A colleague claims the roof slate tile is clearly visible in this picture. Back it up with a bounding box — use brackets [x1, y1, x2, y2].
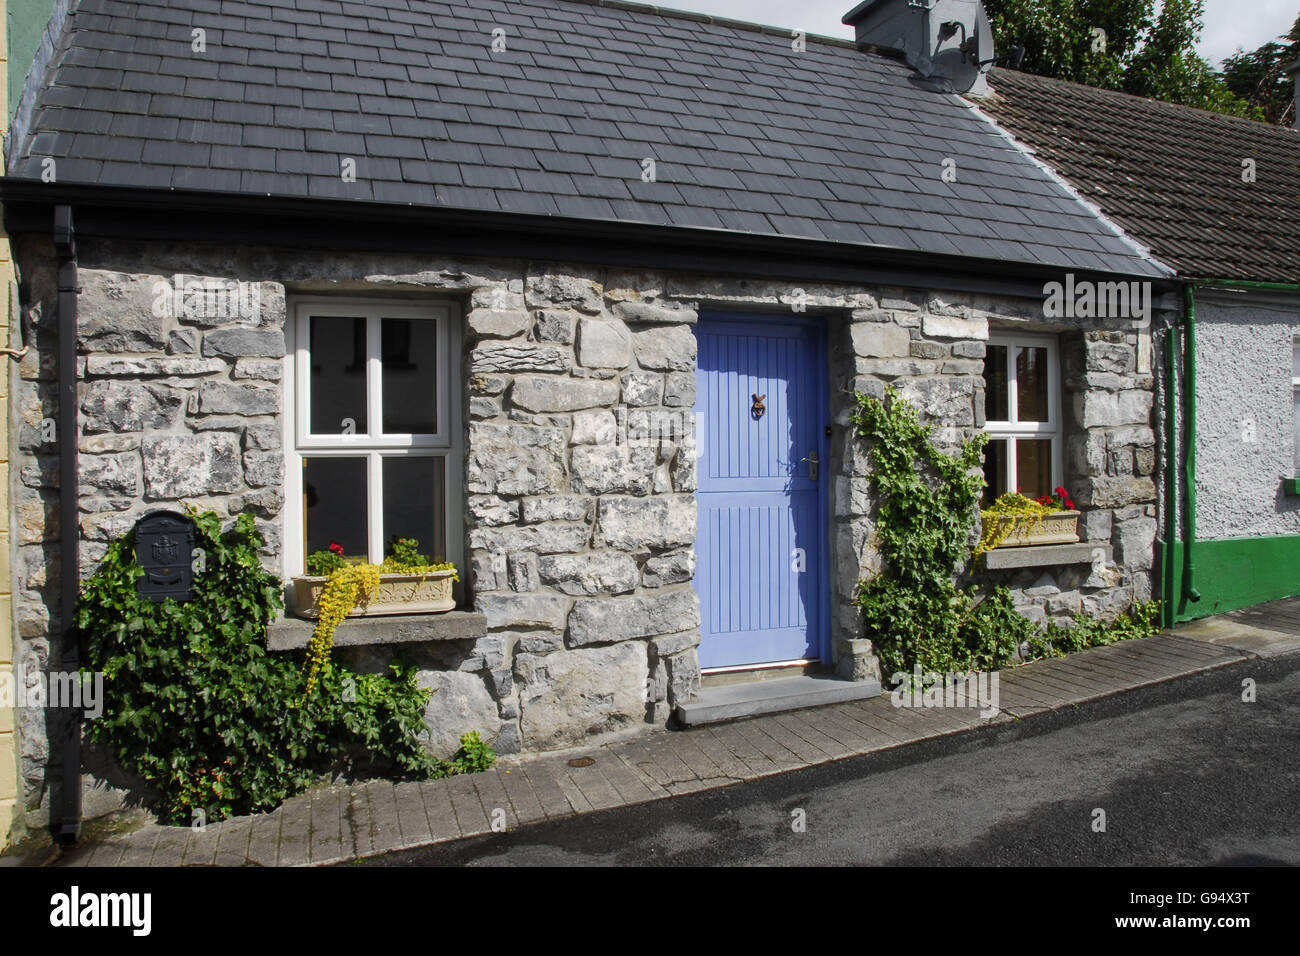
[399, 159, 462, 185]
[330, 112, 393, 135]
[14, 0, 1165, 277]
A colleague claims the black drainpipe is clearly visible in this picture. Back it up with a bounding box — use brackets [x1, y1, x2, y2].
[54, 205, 80, 844]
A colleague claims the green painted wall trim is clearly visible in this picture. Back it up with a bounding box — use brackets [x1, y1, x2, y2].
[1182, 286, 1201, 606]
[1162, 317, 1178, 628]
[1158, 534, 1300, 622]
[1284, 478, 1300, 497]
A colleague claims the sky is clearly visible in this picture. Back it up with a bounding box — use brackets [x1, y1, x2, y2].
[665, 0, 1298, 69]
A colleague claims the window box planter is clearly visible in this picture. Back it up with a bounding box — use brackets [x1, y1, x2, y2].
[980, 510, 1081, 548]
[288, 570, 456, 619]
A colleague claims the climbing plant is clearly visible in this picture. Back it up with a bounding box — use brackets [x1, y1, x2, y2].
[77, 509, 488, 825]
[851, 385, 1161, 681]
[851, 386, 1033, 677]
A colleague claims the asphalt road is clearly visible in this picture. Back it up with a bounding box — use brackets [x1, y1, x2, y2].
[356, 653, 1300, 867]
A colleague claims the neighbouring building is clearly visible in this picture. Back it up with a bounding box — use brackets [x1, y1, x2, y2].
[1, 0, 66, 850]
[979, 66, 1300, 625]
[0, 0, 1175, 835]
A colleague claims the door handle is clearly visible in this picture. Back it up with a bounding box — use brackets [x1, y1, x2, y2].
[800, 450, 819, 481]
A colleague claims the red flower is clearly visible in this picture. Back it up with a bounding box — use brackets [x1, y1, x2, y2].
[328, 541, 344, 555]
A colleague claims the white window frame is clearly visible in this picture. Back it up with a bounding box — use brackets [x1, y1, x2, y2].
[282, 297, 464, 577]
[983, 331, 1063, 498]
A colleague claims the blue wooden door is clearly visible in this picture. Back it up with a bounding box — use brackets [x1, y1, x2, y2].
[693, 314, 829, 670]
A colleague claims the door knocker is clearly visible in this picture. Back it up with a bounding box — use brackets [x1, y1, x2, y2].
[751, 394, 766, 420]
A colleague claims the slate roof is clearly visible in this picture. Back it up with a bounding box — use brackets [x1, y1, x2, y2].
[7, 0, 1166, 277]
[980, 67, 1300, 284]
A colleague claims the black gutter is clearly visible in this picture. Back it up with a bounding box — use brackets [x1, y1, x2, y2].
[0, 179, 1180, 301]
[53, 204, 80, 845]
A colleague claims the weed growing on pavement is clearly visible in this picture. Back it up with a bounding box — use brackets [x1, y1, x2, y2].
[1027, 600, 1161, 658]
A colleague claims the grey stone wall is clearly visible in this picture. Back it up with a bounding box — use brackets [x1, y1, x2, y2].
[833, 290, 1162, 634]
[7, 236, 1161, 816]
[9, 237, 291, 810]
[463, 265, 703, 754]
[1192, 293, 1300, 539]
[988, 316, 1165, 626]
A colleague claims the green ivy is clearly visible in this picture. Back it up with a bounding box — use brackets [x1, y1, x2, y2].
[1027, 600, 1162, 659]
[850, 387, 1157, 678]
[851, 386, 987, 590]
[77, 509, 493, 825]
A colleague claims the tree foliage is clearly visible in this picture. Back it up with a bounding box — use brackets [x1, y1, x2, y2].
[986, 0, 1255, 117]
[1221, 15, 1300, 125]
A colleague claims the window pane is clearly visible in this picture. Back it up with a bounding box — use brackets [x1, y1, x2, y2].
[382, 318, 438, 434]
[1016, 346, 1049, 422]
[1293, 340, 1300, 380]
[303, 457, 368, 560]
[383, 456, 446, 562]
[1016, 439, 1053, 501]
[310, 316, 367, 435]
[983, 438, 1008, 506]
[984, 345, 1008, 422]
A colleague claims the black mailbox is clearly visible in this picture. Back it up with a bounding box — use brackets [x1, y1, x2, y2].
[134, 511, 196, 603]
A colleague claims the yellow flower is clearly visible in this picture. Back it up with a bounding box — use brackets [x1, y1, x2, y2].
[301, 563, 381, 699]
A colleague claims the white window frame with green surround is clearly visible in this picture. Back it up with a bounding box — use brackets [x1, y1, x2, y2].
[281, 297, 463, 581]
[982, 330, 1063, 501]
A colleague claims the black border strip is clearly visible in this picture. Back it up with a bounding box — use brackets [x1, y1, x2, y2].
[0, 179, 1179, 301]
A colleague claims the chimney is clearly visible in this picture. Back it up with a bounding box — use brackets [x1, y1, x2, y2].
[843, 0, 995, 94]
[1285, 58, 1300, 128]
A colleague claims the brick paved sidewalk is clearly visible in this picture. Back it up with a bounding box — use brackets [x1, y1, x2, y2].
[7, 610, 1293, 868]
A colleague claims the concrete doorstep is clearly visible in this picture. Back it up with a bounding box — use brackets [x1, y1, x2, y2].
[4, 607, 1293, 869]
[676, 674, 884, 726]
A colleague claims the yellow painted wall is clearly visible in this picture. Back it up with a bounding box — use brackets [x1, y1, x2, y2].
[0, 0, 19, 849]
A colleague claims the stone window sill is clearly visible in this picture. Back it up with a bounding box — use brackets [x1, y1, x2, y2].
[266, 610, 487, 652]
[982, 542, 1111, 570]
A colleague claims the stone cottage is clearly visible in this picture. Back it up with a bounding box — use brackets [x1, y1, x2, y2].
[0, 0, 1174, 835]
[981, 65, 1300, 626]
